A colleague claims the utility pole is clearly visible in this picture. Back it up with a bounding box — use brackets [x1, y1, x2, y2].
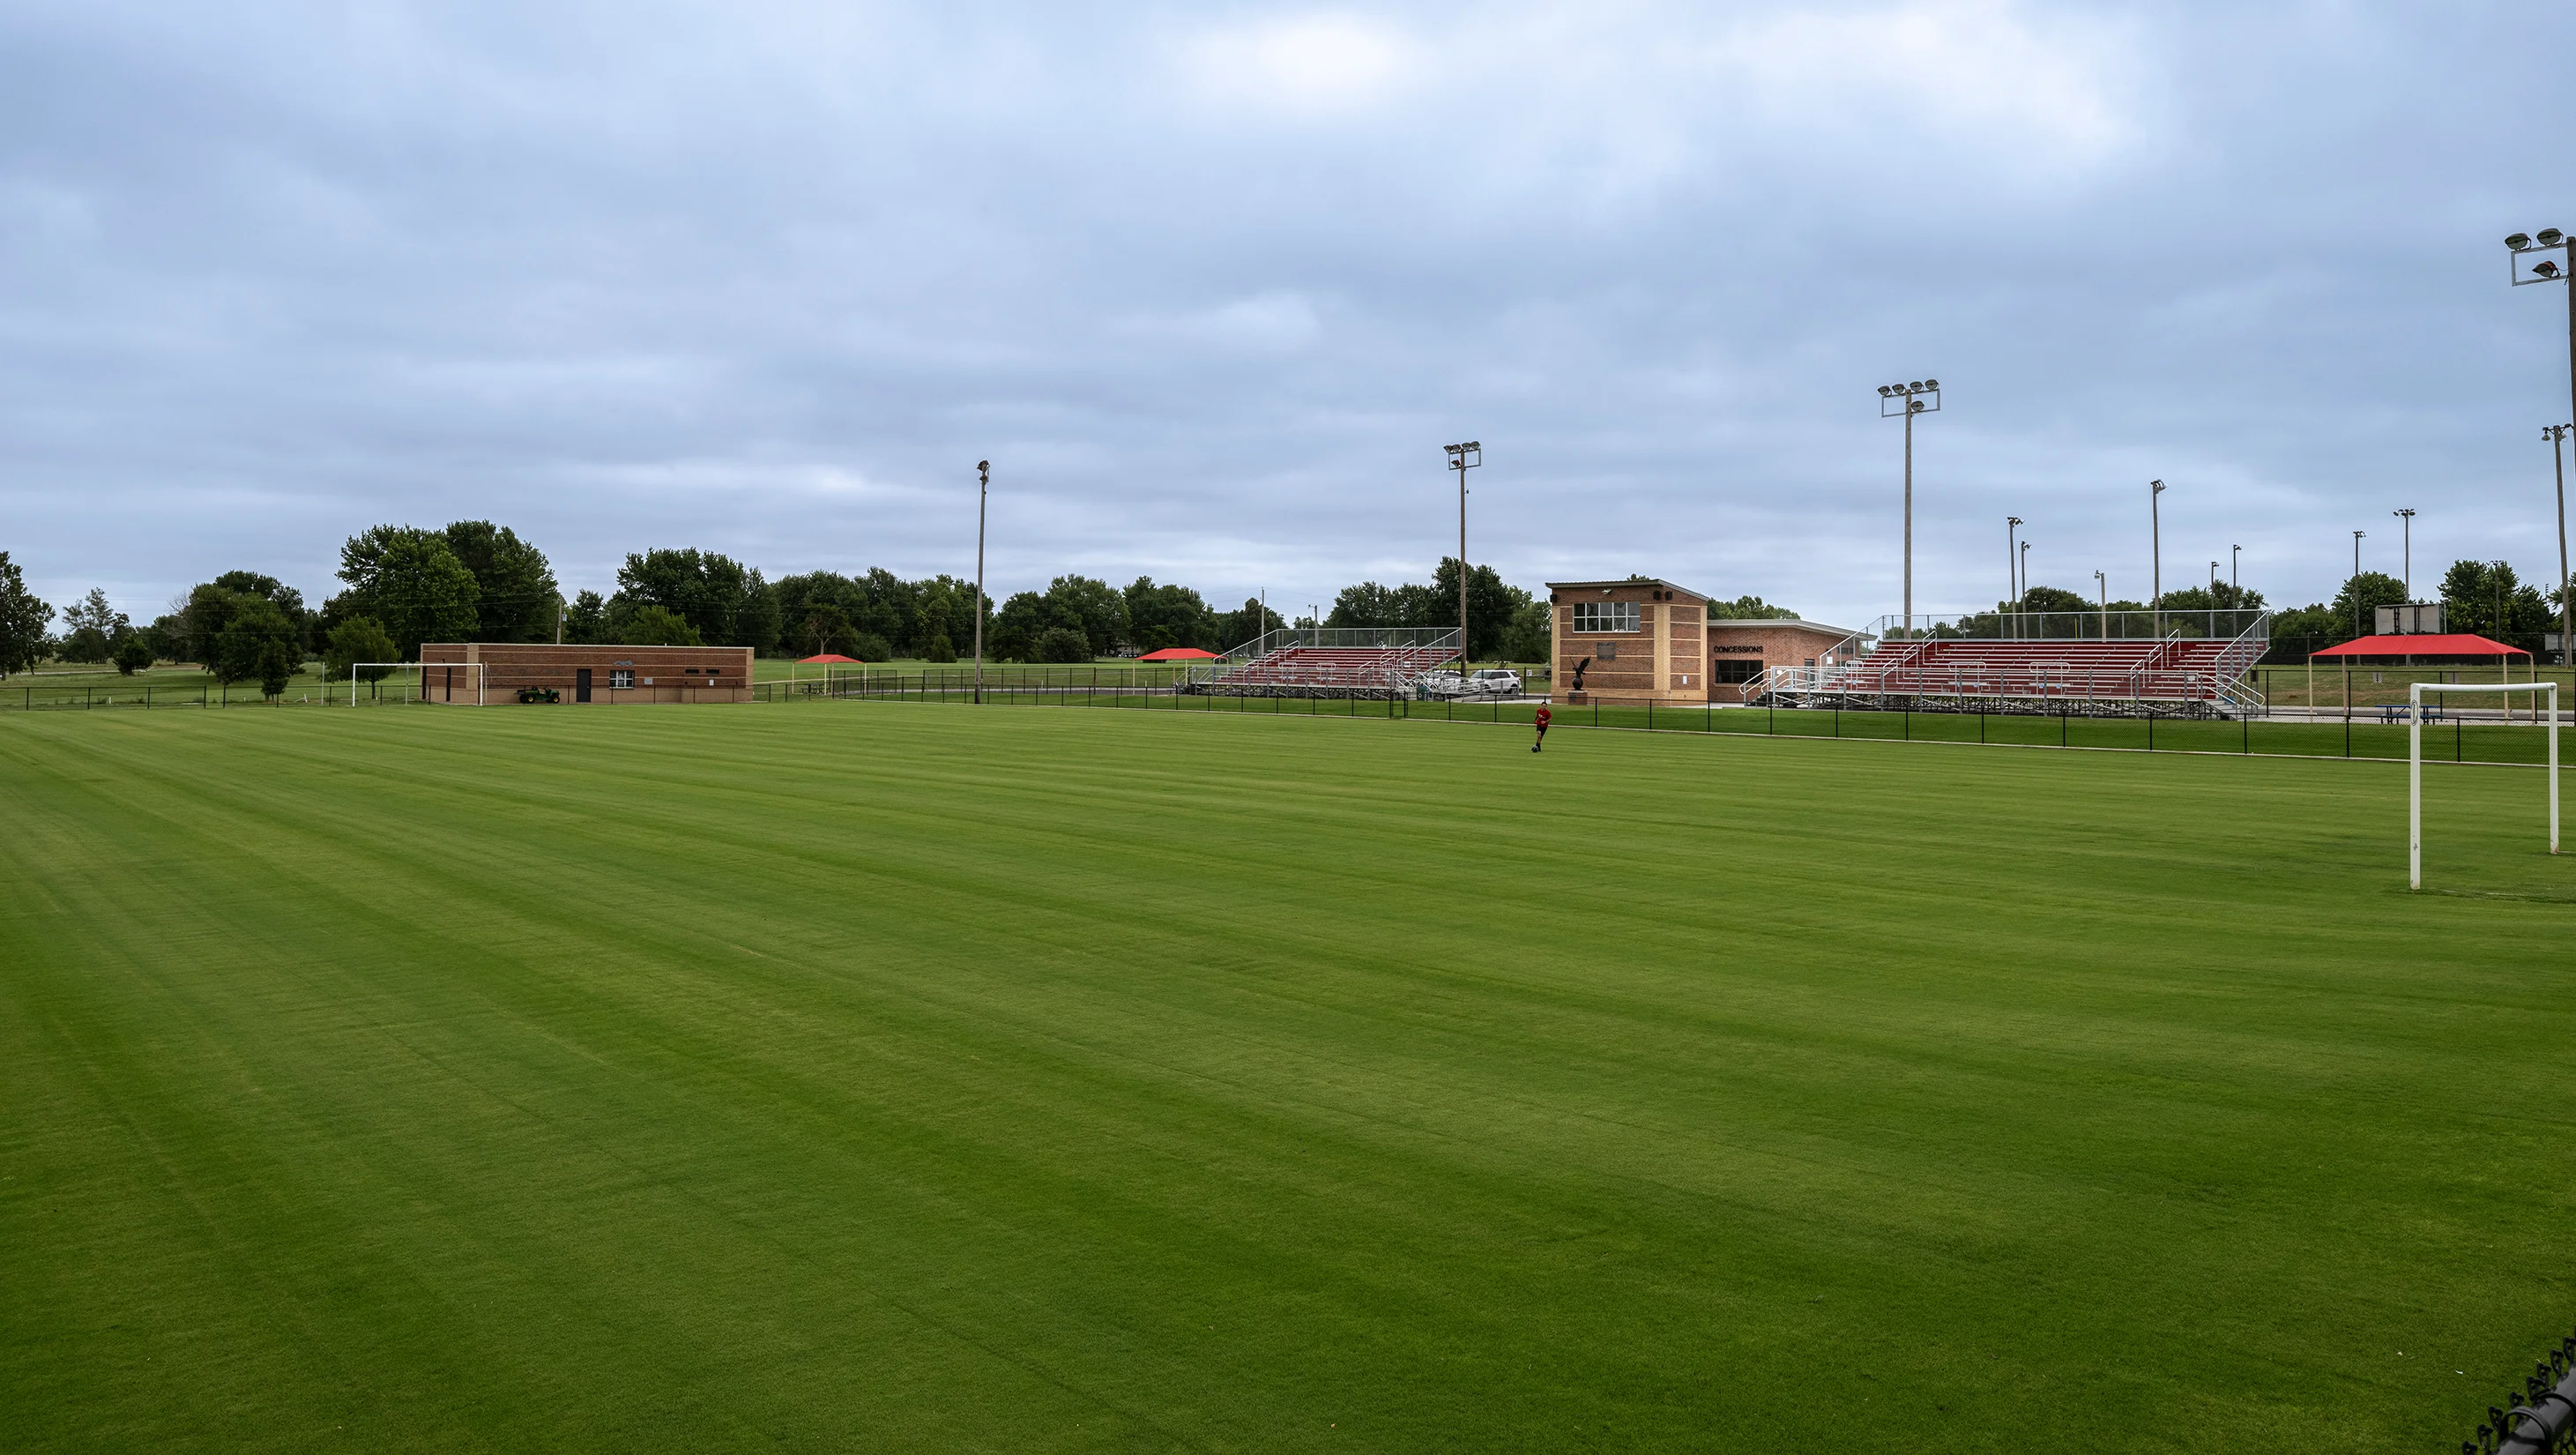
[2150, 480, 2166, 636]
[2394, 508, 2416, 600]
[2551, 427, 2573, 667]
[974, 460, 988, 705]
[2094, 570, 2107, 640]
[1880, 381, 1942, 634]
[2005, 517, 2021, 637]
[2231, 544, 2241, 599]
[2505, 228, 2576, 668]
[2021, 541, 2032, 624]
[1445, 442, 1481, 673]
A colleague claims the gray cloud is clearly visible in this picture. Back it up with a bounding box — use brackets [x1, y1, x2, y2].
[4, 1, 2571, 630]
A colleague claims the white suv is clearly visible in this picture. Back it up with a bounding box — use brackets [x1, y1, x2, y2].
[1465, 668, 1522, 697]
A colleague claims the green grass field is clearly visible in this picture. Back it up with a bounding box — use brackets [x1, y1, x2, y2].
[4, 703, 2572, 1451]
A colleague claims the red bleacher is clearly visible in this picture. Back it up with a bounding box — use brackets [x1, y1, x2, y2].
[1836, 637, 2241, 702]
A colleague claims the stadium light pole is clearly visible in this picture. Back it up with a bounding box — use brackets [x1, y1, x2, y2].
[1446, 442, 1481, 671]
[1879, 380, 1941, 634]
[2005, 517, 2021, 637]
[2231, 543, 2241, 599]
[2021, 541, 2032, 623]
[2352, 530, 2366, 639]
[2507, 228, 2576, 671]
[2094, 570, 2107, 640]
[2393, 508, 2416, 600]
[2149, 480, 2165, 637]
[2550, 425, 2573, 667]
[974, 459, 988, 705]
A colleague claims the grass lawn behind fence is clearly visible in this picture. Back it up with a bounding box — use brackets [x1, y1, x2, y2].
[4, 703, 2572, 1452]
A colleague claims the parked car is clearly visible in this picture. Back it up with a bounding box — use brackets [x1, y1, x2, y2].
[1414, 668, 1523, 699]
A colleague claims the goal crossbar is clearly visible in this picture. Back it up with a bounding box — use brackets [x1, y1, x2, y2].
[351, 661, 485, 706]
[2408, 681, 2558, 891]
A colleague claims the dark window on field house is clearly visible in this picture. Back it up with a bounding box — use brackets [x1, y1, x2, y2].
[1571, 601, 1641, 632]
[1712, 660, 1764, 683]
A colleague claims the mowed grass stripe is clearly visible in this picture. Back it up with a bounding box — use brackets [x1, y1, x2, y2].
[4, 703, 2572, 1452]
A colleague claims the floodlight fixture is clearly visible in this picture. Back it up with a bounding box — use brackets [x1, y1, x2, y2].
[2542, 228, 2567, 247]
[2509, 233, 2533, 250]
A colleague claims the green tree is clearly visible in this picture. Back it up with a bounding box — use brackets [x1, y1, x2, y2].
[0, 551, 54, 677]
[2327, 571, 2409, 643]
[1125, 577, 1217, 653]
[113, 634, 154, 675]
[987, 591, 1047, 662]
[442, 521, 558, 642]
[614, 548, 775, 650]
[849, 631, 893, 662]
[213, 594, 301, 689]
[796, 601, 858, 657]
[1213, 597, 1287, 649]
[1040, 575, 1128, 656]
[1709, 595, 1801, 621]
[324, 616, 400, 695]
[1033, 626, 1091, 663]
[1326, 581, 1401, 629]
[60, 587, 128, 660]
[336, 526, 480, 657]
[564, 590, 607, 644]
[1500, 597, 1552, 662]
[2441, 559, 2553, 651]
[624, 604, 704, 646]
[180, 582, 247, 666]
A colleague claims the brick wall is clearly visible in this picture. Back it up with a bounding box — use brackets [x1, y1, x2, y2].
[418, 644, 756, 704]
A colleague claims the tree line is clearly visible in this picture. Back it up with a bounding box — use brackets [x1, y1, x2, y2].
[2007, 560, 2576, 661]
[6, 526, 1732, 689]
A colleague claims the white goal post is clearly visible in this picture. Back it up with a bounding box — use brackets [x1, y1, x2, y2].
[2408, 680, 2558, 891]
[351, 661, 485, 706]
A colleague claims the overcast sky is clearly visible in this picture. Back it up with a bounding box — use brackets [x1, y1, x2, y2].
[4, 1, 2572, 630]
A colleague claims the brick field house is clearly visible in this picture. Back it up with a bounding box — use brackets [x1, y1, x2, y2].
[1547, 580, 1863, 705]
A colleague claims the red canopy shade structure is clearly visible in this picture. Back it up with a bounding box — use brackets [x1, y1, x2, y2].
[797, 653, 861, 664]
[2310, 634, 2527, 660]
[1135, 647, 1221, 661]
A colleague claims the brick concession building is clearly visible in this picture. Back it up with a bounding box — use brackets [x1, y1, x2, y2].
[417, 643, 756, 704]
[1547, 579, 1862, 705]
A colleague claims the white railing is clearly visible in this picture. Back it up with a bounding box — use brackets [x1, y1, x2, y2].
[1180, 626, 1463, 695]
[1755, 614, 2274, 716]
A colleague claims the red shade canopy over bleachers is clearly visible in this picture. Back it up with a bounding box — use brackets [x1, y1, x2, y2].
[2309, 634, 2525, 660]
[1135, 647, 1222, 661]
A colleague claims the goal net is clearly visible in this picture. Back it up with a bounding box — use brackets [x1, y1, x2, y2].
[349, 662, 486, 706]
[2408, 681, 2559, 890]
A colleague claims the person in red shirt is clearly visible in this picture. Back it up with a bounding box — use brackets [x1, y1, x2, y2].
[1531, 703, 1552, 753]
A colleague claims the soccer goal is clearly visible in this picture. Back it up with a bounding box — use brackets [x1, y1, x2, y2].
[350, 662, 485, 706]
[2408, 680, 2558, 891]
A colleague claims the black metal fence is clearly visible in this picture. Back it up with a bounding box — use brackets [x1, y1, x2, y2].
[808, 674, 2565, 767]
[2464, 1323, 2576, 1453]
